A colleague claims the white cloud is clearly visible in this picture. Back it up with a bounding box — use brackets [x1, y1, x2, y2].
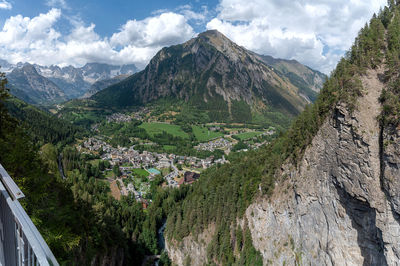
[207, 0, 387, 73]
[0, 1, 389, 73]
[177, 5, 209, 22]
[0, 9, 195, 69]
[0, 0, 11, 10]
[67, 23, 99, 42]
[46, 0, 68, 9]
[0, 8, 61, 50]
[110, 12, 194, 48]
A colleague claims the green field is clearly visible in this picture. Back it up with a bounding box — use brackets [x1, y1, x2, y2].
[163, 145, 176, 152]
[192, 125, 224, 141]
[139, 122, 189, 139]
[234, 131, 263, 140]
[132, 168, 150, 178]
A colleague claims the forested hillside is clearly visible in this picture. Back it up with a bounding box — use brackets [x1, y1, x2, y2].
[0, 74, 177, 264]
[5, 97, 85, 146]
[0, 72, 85, 263]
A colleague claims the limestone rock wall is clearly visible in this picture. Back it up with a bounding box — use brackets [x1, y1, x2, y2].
[246, 69, 400, 265]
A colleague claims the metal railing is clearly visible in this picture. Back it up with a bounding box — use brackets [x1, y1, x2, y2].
[0, 163, 58, 266]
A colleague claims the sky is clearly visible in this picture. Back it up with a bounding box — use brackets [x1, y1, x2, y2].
[0, 0, 388, 74]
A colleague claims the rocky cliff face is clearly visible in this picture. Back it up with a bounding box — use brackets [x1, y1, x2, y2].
[258, 55, 326, 101]
[166, 67, 400, 265]
[83, 74, 130, 98]
[166, 224, 215, 266]
[244, 67, 400, 265]
[7, 64, 67, 105]
[35, 62, 138, 99]
[2, 59, 138, 102]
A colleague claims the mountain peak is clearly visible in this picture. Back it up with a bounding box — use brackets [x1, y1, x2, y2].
[10, 63, 40, 76]
[198, 29, 226, 39]
[92, 28, 325, 122]
[192, 29, 236, 52]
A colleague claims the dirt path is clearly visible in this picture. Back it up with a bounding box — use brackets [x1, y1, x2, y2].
[110, 180, 121, 200]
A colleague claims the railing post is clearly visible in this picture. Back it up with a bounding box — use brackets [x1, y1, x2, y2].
[0, 163, 59, 266]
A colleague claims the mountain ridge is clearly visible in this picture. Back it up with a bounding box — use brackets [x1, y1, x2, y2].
[83, 74, 131, 98]
[3, 60, 138, 104]
[91, 30, 326, 123]
[7, 64, 67, 105]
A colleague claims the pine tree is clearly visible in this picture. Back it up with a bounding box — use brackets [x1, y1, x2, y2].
[0, 70, 11, 137]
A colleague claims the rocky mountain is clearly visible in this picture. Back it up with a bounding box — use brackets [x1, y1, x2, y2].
[7, 64, 67, 105]
[92, 30, 326, 123]
[0, 59, 13, 71]
[34, 62, 138, 99]
[1, 60, 138, 104]
[242, 66, 399, 265]
[164, 4, 400, 265]
[258, 55, 326, 102]
[83, 74, 130, 98]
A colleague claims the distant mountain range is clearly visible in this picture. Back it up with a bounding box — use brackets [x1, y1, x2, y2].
[83, 74, 131, 98]
[1, 60, 138, 105]
[257, 55, 325, 102]
[1, 30, 326, 121]
[91, 30, 326, 122]
[6, 64, 67, 105]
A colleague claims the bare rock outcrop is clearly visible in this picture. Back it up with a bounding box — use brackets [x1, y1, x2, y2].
[246, 68, 400, 265]
[165, 224, 215, 266]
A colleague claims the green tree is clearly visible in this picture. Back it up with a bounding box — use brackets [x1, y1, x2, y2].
[0, 70, 10, 137]
[113, 164, 121, 177]
[40, 143, 59, 177]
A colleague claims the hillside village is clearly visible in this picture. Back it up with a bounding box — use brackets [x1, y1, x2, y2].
[76, 111, 276, 207]
[79, 136, 229, 205]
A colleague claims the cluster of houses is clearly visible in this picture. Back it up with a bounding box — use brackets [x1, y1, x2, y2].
[81, 138, 108, 152]
[79, 136, 231, 202]
[106, 113, 132, 123]
[132, 107, 150, 120]
[195, 138, 233, 152]
[208, 126, 221, 132]
[78, 138, 228, 204]
[112, 178, 150, 208]
[80, 137, 229, 171]
[105, 148, 172, 169]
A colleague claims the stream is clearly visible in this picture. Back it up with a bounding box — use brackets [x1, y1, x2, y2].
[155, 221, 166, 266]
[158, 221, 166, 251]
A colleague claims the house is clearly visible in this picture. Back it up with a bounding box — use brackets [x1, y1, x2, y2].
[141, 199, 149, 209]
[209, 126, 220, 132]
[179, 171, 200, 186]
[158, 157, 170, 168]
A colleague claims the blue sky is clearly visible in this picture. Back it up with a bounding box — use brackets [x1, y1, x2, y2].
[0, 0, 218, 35]
[0, 0, 387, 73]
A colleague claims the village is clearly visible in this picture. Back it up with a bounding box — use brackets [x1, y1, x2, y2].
[78, 112, 276, 207]
[195, 137, 233, 152]
[78, 137, 229, 207]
